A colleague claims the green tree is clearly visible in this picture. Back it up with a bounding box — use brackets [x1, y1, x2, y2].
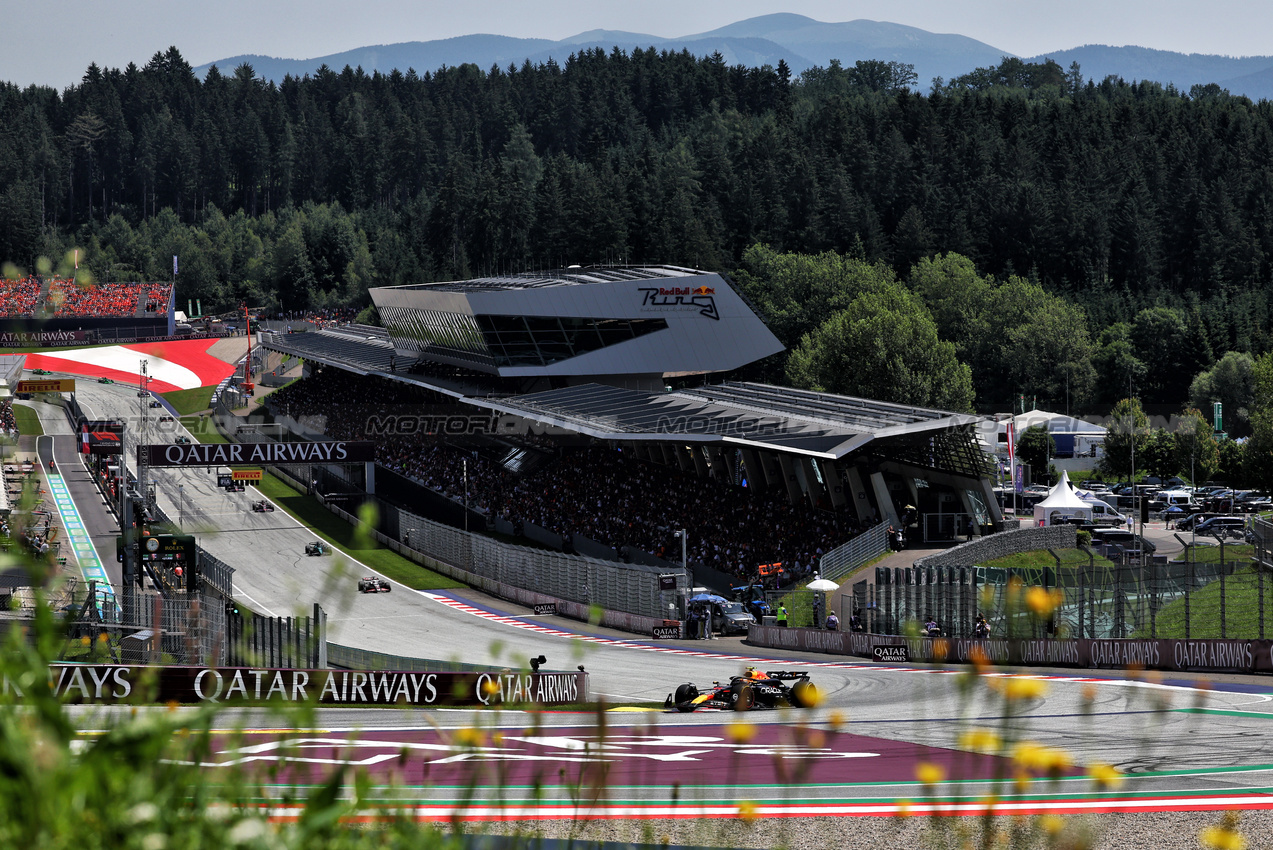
[1100, 398, 1150, 480]
[1189, 351, 1256, 437]
[1140, 428, 1179, 482]
[785, 282, 974, 411]
[1015, 425, 1056, 485]
[1244, 351, 1273, 491]
[1175, 407, 1220, 485]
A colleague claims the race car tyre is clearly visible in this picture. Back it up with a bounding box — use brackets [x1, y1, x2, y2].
[674, 683, 698, 712]
[730, 680, 755, 711]
[789, 679, 819, 708]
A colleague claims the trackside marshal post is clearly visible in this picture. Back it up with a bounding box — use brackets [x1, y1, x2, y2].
[140, 441, 376, 466]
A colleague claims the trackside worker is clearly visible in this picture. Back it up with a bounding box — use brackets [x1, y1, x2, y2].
[777, 604, 788, 627]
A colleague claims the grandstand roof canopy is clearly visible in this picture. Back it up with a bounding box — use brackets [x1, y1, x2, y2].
[391, 265, 704, 293]
[261, 328, 981, 460]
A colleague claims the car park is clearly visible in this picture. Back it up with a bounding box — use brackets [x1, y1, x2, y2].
[1193, 516, 1247, 540]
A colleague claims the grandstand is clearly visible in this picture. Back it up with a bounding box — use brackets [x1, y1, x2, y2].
[0, 277, 174, 343]
[261, 266, 1001, 579]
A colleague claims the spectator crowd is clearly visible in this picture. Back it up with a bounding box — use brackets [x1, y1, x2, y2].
[268, 368, 864, 581]
[0, 277, 43, 317]
[0, 276, 173, 318]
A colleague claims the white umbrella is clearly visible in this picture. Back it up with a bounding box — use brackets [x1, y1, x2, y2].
[806, 578, 839, 591]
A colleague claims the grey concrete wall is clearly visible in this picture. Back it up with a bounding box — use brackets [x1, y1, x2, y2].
[913, 525, 1077, 568]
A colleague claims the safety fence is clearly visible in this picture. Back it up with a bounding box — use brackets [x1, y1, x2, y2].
[364, 499, 674, 620]
[864, 556, 1268, 640]
[255, 446, 681, 622]
[226, 605, 326, 669]
[817, 522, 890, 583]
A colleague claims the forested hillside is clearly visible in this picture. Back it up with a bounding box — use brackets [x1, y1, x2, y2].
[3, 47, 1273, 410]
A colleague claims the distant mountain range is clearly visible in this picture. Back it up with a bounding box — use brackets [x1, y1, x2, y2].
[192, 13, 1273, 101]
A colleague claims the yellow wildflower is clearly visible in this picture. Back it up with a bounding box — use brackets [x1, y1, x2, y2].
[1089, 763, 1124, 789]
[1002, 677, 1048, 701]
[1013, 741, 1071, 774]
[453, 727, 486, 748]
[895, 800, 913, 819]
[958, 728, 1003, 754]
[725, 720, 757, 743]
[916, 762, 946, 785]
[1026, 586, 1056, 616]
[737, 800, 759, 823]
[1040, 814, 1065, 835]
[1199, 825, 1247, 850]
[826, 709, 846, 730]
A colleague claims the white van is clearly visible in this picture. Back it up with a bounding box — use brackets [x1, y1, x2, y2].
[1158, 489, 1195, 508]
[1083, 497, 1128, 527]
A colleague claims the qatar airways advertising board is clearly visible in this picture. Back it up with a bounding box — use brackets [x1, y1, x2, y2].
[140, 440, 376, 467]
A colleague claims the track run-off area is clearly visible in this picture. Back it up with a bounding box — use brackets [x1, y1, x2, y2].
[17, 348, 1273, 823]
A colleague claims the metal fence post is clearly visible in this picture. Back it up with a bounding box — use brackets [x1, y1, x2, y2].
[1186, 558, 1192, 640]
[1220, 566, 1226, 640]
[1261, 567, 1265, 641]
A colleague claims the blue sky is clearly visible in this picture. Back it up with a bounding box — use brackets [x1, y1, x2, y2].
[3, 0, 1271, 90]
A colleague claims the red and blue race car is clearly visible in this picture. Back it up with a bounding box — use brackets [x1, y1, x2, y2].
[666, 668, 819, 712]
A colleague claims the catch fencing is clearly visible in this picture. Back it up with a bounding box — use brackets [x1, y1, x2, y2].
[257, 444, 680, 622]
[226, 606, 326, 668]
[370, 500, 673, 620]
[818, 522, 890, 583]
[866, 554, 1269, 640]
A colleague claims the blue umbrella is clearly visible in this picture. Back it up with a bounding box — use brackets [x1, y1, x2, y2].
[689, 593, 727, 604]
[1163, 505, 1186, 514]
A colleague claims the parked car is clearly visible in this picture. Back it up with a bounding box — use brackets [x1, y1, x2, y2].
[1194, 516, 1247, 540]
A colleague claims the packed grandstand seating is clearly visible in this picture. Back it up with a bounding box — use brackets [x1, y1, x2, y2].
[0, 276, 173, 318]
[0, 277, 43, 317]
[267, 368, 863, 580]
[1, 404, 17, 438]
[143, 285, 172, 313]
[49, 279, 145, 317]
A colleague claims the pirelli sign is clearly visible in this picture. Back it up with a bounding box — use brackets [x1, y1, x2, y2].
[141, 441, 376, 467]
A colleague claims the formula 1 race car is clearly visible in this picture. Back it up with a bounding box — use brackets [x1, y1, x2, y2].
[251, 500, 274, 512]
[358, 576, 391, 593]
[97, 376, 112, 384]
[305, 541, 332, 556]
[666, 668, 819, 712]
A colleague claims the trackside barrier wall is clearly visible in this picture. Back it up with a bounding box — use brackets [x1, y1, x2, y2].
[746, 624, 1273, 674]
[320, 497, 676, 635]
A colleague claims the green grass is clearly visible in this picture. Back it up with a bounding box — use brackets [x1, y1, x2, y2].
[11, 404, 43, 437]
[980, 548, 1114, 570]
[256, 472, 463, 591]
[1174, 543, 1254, 563]
[179, 414, 229, 444]
[161, 385, 216, 415]
[1142, 563, 1273, 638]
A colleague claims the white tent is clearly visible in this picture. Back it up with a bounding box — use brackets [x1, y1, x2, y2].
[1032, 471, 1093, 527]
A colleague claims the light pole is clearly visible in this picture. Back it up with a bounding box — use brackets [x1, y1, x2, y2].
[676, 528, 690, 588]
[463, 457, 468, 533]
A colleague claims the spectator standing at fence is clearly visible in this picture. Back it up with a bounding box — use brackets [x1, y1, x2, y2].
[825, 611, 839, 630]
[776, 604, 788, 627]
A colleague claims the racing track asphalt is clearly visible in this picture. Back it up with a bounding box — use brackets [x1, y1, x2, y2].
[43, 375, 1273, 840]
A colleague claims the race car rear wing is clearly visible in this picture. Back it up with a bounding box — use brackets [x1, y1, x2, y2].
[761, 671, 809, 680]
